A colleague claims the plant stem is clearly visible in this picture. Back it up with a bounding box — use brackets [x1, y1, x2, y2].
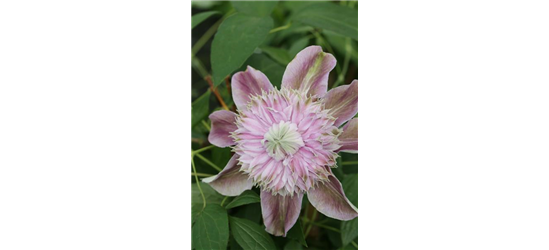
[220, 196, 229, 207]
[342, 161, 358, 166]
[195, 153, 222, 172]
[191, 157, 207, 209]
[304, 208, 318, 237]
[351, 241, 358, 248]
[192, 56, 209, 78]
[201, 120, 211, 131]
[192, 144, 215, 155]
[302, 218, 341, 233]
[269, 22, 292, 34]
[333, 38, 352, 88]
[191, 10, 235, 57]
[192, 172, 213, 177]
[205, 75, 230, 111]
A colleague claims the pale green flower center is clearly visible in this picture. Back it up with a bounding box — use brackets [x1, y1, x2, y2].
[262, 121, 304, 161]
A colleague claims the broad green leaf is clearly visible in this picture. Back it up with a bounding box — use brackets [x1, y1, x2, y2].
[229, 216, 277, 250]
[260, 46, 292, 65]
[284, 240, 303, 250]
[323, 30, 358, 65]
[211, 13, 273, 86]
[233, 202, 262, 223]
[241, 54, 285, 88]
[341, 152, 358, 174]
[192, 11, 220, 29]
[191, 91, 210, 128]
[231, 1, 278, 17]
[342, 174, 358, 207]
[225, 190, 260, 209]
[191, 183, 225, 206]
[286, 220, 307, 247]
[192, 204, 229, 250]
[292, 2, 358, 40]
[288, 37, 309, 57]
[282, 1, 317, 12]
[191, 204, 201, 227]
[340, 218, 358, 246]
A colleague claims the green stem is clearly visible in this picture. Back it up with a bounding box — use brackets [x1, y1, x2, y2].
[220, 196, 229, 207]
[304, 208, 317, 237]
[192, 172, 213, 177]
[201, 120, 211, 131]
[192, 56, 209, 78]
[351, 241, 358, 248]
[302, 218, 340, 233]
[269, 22, 292, 34]
[195, 153, 222, 172]
[333, 38, 352, 88]
[191, 157, 207, 209]
[191, 10, 234, 57]
[191, 145, 215, 154]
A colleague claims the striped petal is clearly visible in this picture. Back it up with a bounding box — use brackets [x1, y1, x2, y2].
[281, 46, 336, 97]
[324, 80, 358, 127]
[208, 110, 238, 147]
[232, 66, 274, 110]
[307, 175, 358, 221]
[337, 118, 358, 153]
[260, 191, 303, 236]
[202, 155, 252, 196]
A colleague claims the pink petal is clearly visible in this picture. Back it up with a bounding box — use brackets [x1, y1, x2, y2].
[337, 118, 358, 153]
[323, 80, 358, 127]
[307, 175, 358, 221]
[281, 46, 336, 97]
[231, 66, 274, 110]
[202, 155, 252, 196]
[208, 110, 238, 148]
[260, 191, 303, 236]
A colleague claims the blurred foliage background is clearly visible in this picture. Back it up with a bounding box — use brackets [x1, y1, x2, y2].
[191, 1, 358, 249]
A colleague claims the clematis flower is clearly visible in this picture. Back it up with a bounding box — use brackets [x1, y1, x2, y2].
[203, 46, 358, 236]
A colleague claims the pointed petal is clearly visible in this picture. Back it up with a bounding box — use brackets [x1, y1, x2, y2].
[307, 175, 358, 221]
[231, 66, 274, 110]
[324, 80, 358, 127]
[208, 110, 238, 147]
[337, 118, 358, 153]
[260, 191, 303, 236]
[202, 155, 252, 196]
[281, 46, 336, 97]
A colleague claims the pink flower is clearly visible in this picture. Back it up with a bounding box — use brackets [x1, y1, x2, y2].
[203, 46, 358, 236]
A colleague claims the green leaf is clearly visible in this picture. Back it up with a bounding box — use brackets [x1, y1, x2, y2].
[231, 1, 278, 17]
[191, 204, 200, 228]
[229, 216, 277, 250]
[211, 13, 273, 86]
[211, 147, 232, 169]
[340, 174, 358, 246]
[260, 46, 292, 65]
[192, 11, 220, 29]
[225, 190, 260, 209]
[191, 183, 225, 222]
[242, 54, 285, 88]
[288, 37, 309, 57]
[292, 2, 358, 40]
[323, 30, 358, 64]
[284, 240, 303, 250]
[192, 204, 229, 250]
[191, 91, 210, 128]
[342, 174, 358, 207]
[233, 202, 262, 223]
[286, 220, 307, 247]
[340, 218, 358, 246]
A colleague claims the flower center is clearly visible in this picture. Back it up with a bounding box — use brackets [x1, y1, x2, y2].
[262, 121, 304, 161]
